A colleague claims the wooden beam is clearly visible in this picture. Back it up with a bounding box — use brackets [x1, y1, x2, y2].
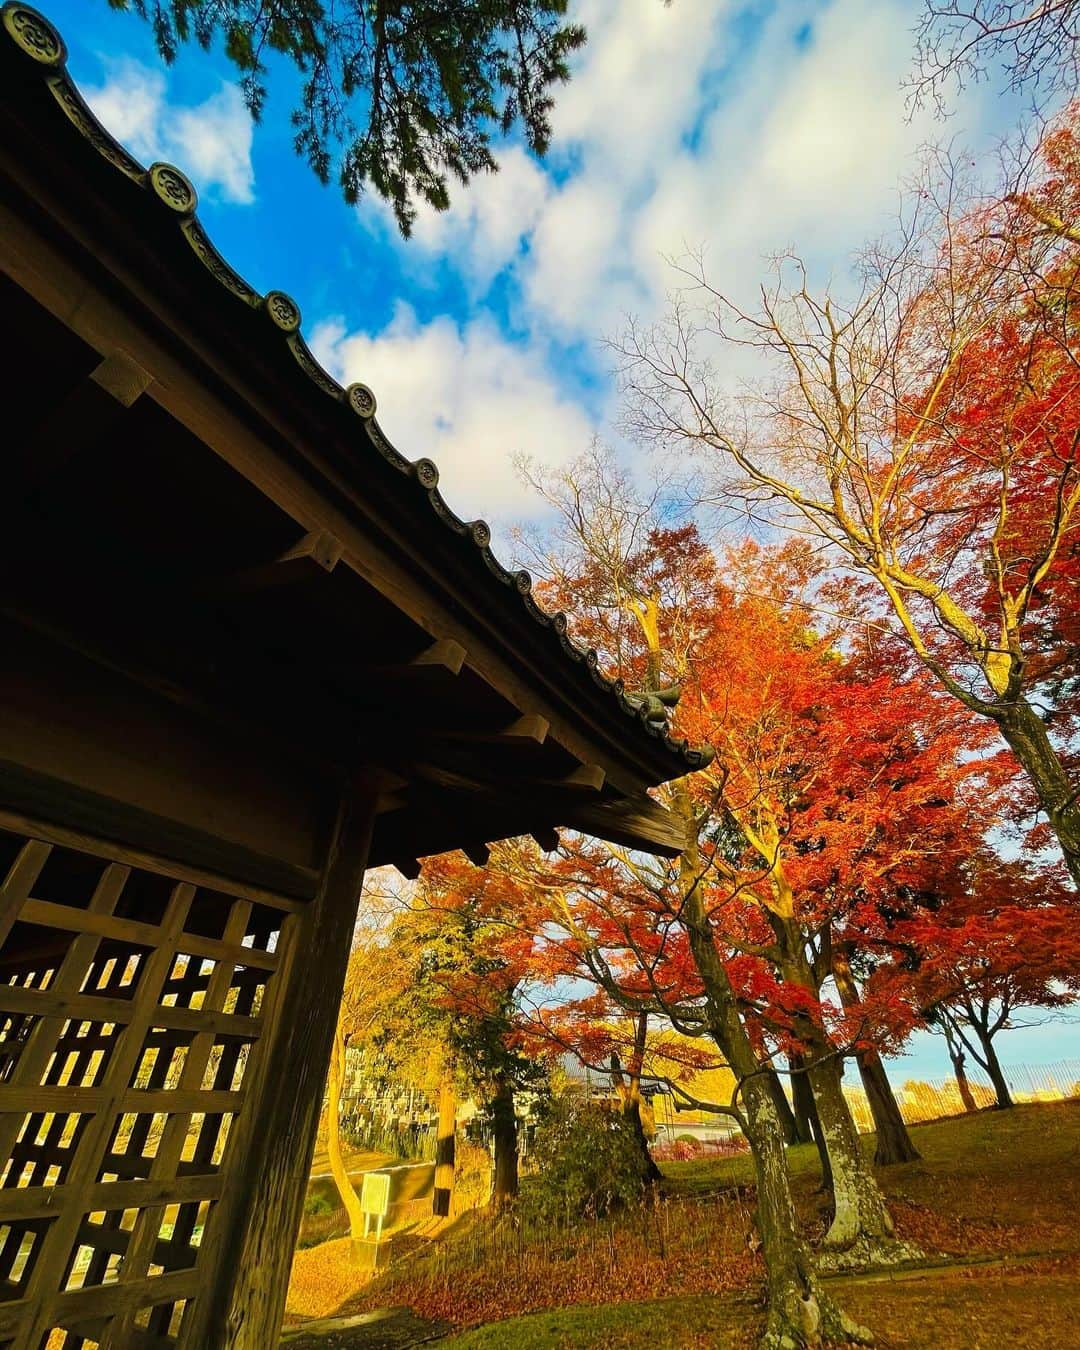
[360, 639, 468, 699]
[531, 827, 561, 854]
[409, 761, 605, 798]
[563, 763, 606, 793]
[1, 203, 682, 801]
[433, 714, 549, 748]
[371, 782, 580, 866]
[21, 351, 152, 486]
[560, 795, 689, 858]
[462, 843, 490, 868]
[394, 857, 422, 880]
[213, 529, 344, 595]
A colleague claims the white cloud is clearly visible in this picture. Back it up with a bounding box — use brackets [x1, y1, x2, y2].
[549, 0, 730, 180]
[350, 0, 992, 345]
[311, 307, 595, 520]
[169, 87, 255, 205]
[84, 59, 255, 205]
[312, 0, 1002, 522]
[407, 146, 552, 282]
[523, 176, 624, 330]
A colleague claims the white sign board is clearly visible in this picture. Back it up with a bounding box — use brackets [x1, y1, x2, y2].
[360, 1171, 391, 1219]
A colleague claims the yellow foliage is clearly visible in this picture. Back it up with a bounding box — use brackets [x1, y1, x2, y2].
[286, 1237, 370, 1320]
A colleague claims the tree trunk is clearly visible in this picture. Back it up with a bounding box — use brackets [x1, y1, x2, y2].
[859, 1052, 920, 1165]
[997, 698, 1080, 891]
[623, 1092, 662, 1182]
[831, 948, 920, 1165]
[767, 1062, 805, 1146]
[610, 1013, 662, 1182]
[490, 1078, 519, 1209]
[432, 1075, 456, 1218]
[949, 1042, 978, 1113]
[327, 1031, 366, 1245]
[669, 789, 869, 1347]
[763, 915, 915, 1267]
[741, 1072, 869, 1350]
[806, 1053, 920, 1268]
[786, 1054, 815, 1146]
[790, 1051, 833, 1191]
[974, 1029, 1014, 1109]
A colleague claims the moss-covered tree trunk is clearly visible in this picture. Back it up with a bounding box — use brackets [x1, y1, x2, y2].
[764, 916, 917, 1269]
[996, 698, 1080, 891]
[767, 1062, 806, 1146]
[804, 1054, 919, 1266]
[672, 788, 870, 1348]
[611, 1011, 662, 1183]
[790, 1050, 832, 1190]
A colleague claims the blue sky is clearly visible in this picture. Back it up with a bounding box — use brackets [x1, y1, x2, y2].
[40, 0, 1077, 1084]
[44, 0, 1019, 526]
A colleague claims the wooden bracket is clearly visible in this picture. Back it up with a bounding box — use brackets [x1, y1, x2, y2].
[365, 639, 467, 692]
[560, 795, 688, 857]
[21, 350, 153, 487]
[462, 843, 490, 868]
[431, 713, 549, 749]
[216, 529, 344, 595]
[530, 827, 560, 854]
[90, 350, 155, 407]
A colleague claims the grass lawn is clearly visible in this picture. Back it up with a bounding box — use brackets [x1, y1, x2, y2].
[663, 1099, 1080, 1256]
[287, 1100, 1080, 1346]
[438, 1254, 1080, 1348]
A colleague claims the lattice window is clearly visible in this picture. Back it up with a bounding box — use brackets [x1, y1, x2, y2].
[0, 815, 298, 1348]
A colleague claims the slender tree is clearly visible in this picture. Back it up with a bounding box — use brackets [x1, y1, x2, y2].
[615, 115, 1080, 888]
[910, 0, 1080, 112]
[881, 854, 1080, 1108]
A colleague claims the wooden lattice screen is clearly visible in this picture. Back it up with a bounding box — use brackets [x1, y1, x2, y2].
[0, 812, 299, 1349]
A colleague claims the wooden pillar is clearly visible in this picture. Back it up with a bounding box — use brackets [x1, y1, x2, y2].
[432, 1076, 456, 1218]
[180, 779, 377, 1349]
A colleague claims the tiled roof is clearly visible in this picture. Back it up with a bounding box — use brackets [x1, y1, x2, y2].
[1, 2, 714, 775]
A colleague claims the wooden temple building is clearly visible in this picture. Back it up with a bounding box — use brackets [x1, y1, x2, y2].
[0, 5, 709, 1345]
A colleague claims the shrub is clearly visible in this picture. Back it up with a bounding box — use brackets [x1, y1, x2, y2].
[675, 1133, 702, 1150]
[303, 1190, 334, 1218]
[522, 1098, 651, 1226]
[452, 1140, 493, 1215]
[659, 1140, 698, 1161]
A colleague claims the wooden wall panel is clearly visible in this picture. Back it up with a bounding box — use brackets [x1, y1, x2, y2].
[0, 816, 294, 1348]
[0, 620, 329, 875]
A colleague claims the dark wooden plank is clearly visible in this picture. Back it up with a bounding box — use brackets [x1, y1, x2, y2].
[0, 1173, 222, 1222]
[50, 1269, 199, 1324]
[431, 714, 550, 748]
[0, 1296, 30, 1340]
[561, 795, 689, 857]
[0, 984, 135, 1026]
[0, 765, 317, 904]
[363, 639, 467, 691]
